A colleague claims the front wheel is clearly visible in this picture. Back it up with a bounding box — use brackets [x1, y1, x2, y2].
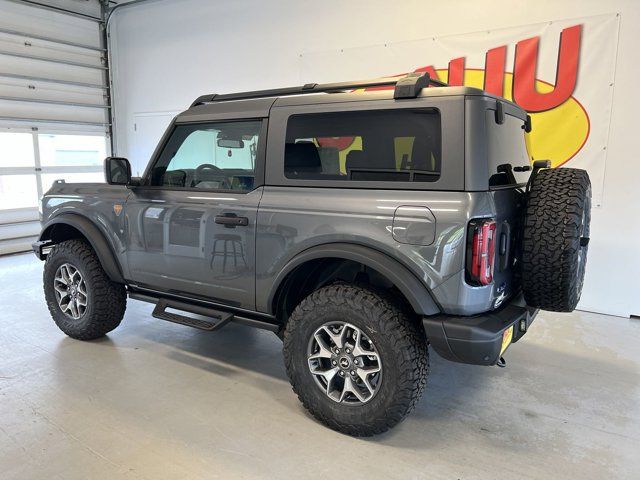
[43, 239, 126, 340]
[283, 284, 429, 436]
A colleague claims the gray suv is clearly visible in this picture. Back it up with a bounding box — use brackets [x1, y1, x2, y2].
[33, 72, 591, 436]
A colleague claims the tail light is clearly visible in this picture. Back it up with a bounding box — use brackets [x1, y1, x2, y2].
[466, 219, 497, 286]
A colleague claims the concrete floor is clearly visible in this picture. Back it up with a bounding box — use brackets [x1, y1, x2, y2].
[0, 253, 639, 480]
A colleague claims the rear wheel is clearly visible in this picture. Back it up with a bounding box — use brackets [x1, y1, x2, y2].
[43, 239, 126, 340]
[283, 283, 429, 436]
[521, 168, 591, 312]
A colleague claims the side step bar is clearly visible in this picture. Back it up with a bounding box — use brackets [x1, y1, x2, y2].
[129, 290, 281, 333]
[152, 299, 234, 331]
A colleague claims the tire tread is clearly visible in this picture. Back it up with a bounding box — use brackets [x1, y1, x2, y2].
[283, 283, 429, 436]
[43, 239, 126, 340]
[521, 168, 591, 311]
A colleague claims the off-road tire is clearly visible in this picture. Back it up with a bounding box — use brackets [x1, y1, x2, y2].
[43, 239, 126, 340]
[521, 168, 591, 312]
[283, 283, 429, 436]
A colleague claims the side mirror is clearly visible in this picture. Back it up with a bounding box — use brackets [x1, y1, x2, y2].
[104, 157, 132, 185]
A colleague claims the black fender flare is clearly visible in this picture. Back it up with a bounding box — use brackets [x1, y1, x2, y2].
[39, 213, 125, 284]
[267, 242, 440, 316]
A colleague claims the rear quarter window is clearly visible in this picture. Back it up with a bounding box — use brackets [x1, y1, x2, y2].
[486, 111, 531, 187]
[284, 109, 441, 183]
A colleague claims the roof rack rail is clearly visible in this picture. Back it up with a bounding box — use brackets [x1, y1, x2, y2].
[190, 72, 448, 107]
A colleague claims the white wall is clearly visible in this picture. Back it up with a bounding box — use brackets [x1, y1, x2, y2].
[111, 0, 640, 317]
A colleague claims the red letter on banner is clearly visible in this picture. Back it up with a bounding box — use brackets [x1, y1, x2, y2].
[484, 45, 507, 97]
[448, 57, 465, 85]
[513, 24, 581, 112]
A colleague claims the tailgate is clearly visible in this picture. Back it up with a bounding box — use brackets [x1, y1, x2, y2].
[490, 187, 525, 306]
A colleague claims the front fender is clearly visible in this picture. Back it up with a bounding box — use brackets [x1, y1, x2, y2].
[38, 213, 125, 284]
[263, 242, 441, 316]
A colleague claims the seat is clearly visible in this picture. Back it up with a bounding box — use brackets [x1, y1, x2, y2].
[163, 169, 187, 187]
[345, 150, 368, 176]
[191, 166, 230, 189]
[285, 142, 322, 177]
[317, 146, 340, 175]
[408, 136, 439, 172]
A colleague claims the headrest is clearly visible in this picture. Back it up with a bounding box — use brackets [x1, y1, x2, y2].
[285, 142, 321, 169]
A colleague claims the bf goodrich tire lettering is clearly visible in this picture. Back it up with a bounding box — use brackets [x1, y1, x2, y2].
[43, 239, 126, 340]
[521, 168, 592, 311]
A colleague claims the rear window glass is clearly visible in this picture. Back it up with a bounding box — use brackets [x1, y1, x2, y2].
[284, 109, 441, 182]
[486, 111, 531, 187]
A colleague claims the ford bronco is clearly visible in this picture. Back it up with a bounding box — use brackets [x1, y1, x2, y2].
[33, 72, 591, 436]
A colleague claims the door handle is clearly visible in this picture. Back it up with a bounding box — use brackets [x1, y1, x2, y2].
[215, 213, 249, 227]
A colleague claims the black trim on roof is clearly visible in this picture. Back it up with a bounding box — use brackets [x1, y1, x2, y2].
[190, 72, 448, 107]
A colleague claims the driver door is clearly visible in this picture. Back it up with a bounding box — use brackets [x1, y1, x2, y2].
[124, 119, 264, 310]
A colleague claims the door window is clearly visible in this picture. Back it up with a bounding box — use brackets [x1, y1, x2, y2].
[150, 121, 261, 192]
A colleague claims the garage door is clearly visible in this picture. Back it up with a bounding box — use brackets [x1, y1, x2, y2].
[0, 0, 109, 255]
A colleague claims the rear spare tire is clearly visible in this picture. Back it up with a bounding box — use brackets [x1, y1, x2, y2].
[521, 168, 591, 312]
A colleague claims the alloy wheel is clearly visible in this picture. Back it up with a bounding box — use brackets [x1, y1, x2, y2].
[53, 263, 88, 320]
[307, 321, 382, 405]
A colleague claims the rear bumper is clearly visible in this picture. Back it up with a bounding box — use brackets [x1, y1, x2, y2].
[423, 293, 538, 366]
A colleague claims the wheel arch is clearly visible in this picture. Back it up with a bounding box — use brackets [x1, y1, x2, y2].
[39, 213, 125, 284]
[268, 243, 440, 319]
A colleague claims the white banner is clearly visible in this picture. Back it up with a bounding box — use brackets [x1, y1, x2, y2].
[299, 14, 620, 205]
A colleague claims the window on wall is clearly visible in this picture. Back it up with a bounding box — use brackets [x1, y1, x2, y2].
[38, 135, 106, 167]
[40, 172, 104, 188]
[0, 132, 35, 167]
[37, 134, 107, 192]
[0, 133, 38, 210]
[0, 175, 39, 210]
[0, 131, 108, 218]
[284, 109, 441, 182]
